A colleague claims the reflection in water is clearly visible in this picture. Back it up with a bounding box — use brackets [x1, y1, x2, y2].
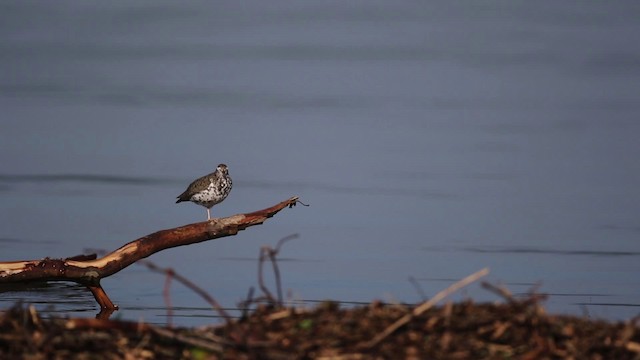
[0, 282, 96, 315]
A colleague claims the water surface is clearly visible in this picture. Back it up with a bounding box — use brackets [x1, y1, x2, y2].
[1, 1, 639, 326]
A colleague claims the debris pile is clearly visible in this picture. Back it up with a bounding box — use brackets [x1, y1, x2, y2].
[2, 296, 639, 359]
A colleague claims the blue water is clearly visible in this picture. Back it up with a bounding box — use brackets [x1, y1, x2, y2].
[1, 1, 640, 326]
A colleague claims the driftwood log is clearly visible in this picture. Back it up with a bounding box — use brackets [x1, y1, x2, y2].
[0, 196, 301, 310]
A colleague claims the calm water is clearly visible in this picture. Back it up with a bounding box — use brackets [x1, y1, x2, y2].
[1, 1, 640, 326]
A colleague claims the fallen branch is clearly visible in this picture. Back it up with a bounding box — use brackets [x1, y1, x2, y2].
[0, 196, 302, 310]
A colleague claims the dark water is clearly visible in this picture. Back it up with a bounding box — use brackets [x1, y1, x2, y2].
[1, 1, 640, 325]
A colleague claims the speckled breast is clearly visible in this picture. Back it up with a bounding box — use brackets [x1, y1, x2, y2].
[190, 177, 232, 207]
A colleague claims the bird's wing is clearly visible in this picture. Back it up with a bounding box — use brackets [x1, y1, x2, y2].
[177, 174, 209, 200]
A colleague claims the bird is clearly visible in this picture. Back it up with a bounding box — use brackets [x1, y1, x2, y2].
[176, 164, 232, 220]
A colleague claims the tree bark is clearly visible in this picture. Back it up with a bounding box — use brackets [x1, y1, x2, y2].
[0, 196, 301, 309]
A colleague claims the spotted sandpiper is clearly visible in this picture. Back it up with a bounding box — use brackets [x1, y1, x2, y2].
[176, 164, 232, 220]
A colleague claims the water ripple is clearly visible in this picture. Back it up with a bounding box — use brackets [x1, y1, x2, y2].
[575, 302, 640, 308]
[0, 173, 170, 186]
[242, 180, 456, 199]
[424, 245, 640, 257]
[0, 174, 448, 199]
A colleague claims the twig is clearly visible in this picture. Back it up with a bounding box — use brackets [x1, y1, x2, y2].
[275, 234, 299, 252]
[272, 234, 298, 304]
[257, 247, 276, 304]
[140, 259, 232, 323]
[292, 199, 309, 207]
[408, 276, 428, 301]
[148, 325, 226, 353]
[86, 283, 117, 310]
[481, 281, 515, 303]
[257, 234, 299, 306]
[66, 317, 230, 353]
[163, 269, 174, 327]
[361, 267, 489, 349]
[239, 286, 255, 319]
[268, 250, 283, 305]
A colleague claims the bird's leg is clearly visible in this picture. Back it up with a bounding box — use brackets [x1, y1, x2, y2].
[207, 208, 211, 221]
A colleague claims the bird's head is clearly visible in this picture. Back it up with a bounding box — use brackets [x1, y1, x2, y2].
[217, 163, 229, 175]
